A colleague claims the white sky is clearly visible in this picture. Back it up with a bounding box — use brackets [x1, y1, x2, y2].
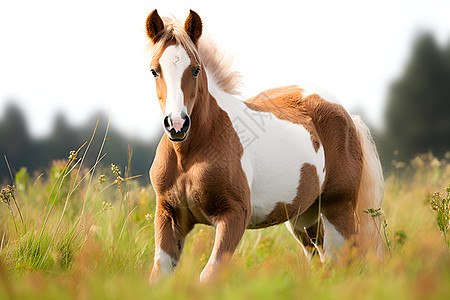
[1, 0, 449, 141]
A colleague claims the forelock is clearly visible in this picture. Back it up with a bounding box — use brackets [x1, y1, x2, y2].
[148, 17, 200, 64]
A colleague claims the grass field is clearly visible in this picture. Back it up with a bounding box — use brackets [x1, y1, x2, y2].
[1, 146, 450, 299]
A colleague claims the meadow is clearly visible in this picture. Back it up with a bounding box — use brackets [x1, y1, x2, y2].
[1, 136, 450, 299]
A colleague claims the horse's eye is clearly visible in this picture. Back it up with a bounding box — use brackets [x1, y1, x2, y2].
[193, 67, 200, 78]
[150, 69, 158, 78]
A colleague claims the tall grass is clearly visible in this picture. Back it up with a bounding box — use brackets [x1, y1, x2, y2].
[0, 148, 449, 299]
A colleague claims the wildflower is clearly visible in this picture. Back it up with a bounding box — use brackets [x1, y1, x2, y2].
[111, 164, 124, 185]
[0, 185, 22, 234]
[429, 185, 450, 246]
[102, 202, 113, 211]
[68, 150, 77, 160]
[145, 213, 153, 221]
[98, 174, 106, 184]
[0, 185, 15, 205]
[111, 164, 121, 177]
[430, 192, 441, 211]
[363, 208, 383, 218]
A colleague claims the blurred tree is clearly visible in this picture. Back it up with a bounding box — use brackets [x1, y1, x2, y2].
[382, 33, 450, 165]
[0, 103, 35, 179]
[39, 113, 81, 162]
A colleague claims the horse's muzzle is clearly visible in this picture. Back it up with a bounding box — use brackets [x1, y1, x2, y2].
[164, 112, 190, 142]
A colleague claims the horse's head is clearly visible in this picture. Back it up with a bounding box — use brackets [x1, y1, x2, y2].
[146, 9, 204, 142]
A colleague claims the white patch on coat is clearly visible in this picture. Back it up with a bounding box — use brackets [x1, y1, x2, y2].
[159, 45, 190, 120]
[206, 71, 326, 227]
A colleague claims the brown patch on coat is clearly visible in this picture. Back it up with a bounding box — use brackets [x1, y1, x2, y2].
[245, 86, 321, 152]
[249, 163, 320, 229]
[180, 63, 202, 114]
[245, 86, 363, 238]
[301, 93, 362, 238]
[149, 39, 175, 113]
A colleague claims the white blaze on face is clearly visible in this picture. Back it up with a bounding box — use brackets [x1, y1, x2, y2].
[159, 45, 191, 131]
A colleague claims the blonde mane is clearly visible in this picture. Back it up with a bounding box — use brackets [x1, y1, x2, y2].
[149, 17, 242, 95]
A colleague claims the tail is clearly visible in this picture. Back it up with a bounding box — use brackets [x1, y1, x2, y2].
[352, 115, 385, 257]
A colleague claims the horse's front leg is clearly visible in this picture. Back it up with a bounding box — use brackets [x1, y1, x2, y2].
[150, 199, 192, 282]
[200, 208, 250, 282]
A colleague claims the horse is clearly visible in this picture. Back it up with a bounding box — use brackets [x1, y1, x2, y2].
[145, 9, 384, 282]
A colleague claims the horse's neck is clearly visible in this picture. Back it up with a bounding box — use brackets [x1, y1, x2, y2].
[170, 80, 242, 161]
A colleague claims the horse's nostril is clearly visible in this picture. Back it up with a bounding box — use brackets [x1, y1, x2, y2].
[164, 115, 171, 130]
[183, 114, 191, 131]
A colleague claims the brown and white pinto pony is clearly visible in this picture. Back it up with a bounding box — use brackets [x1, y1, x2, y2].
[145, 9, 384, 282]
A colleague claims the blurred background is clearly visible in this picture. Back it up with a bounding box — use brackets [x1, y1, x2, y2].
[1, 0, 449, 183]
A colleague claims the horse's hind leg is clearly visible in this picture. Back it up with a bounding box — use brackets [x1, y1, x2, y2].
[286, 201, 324, 261]
[321, 198, 357, 260]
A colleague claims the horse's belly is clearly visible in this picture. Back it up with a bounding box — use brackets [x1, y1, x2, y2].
[241, 118, 326, 229]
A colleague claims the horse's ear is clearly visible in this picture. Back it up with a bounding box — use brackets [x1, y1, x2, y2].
[184, 10, 202, 45]
[146, 9, 164, 43]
